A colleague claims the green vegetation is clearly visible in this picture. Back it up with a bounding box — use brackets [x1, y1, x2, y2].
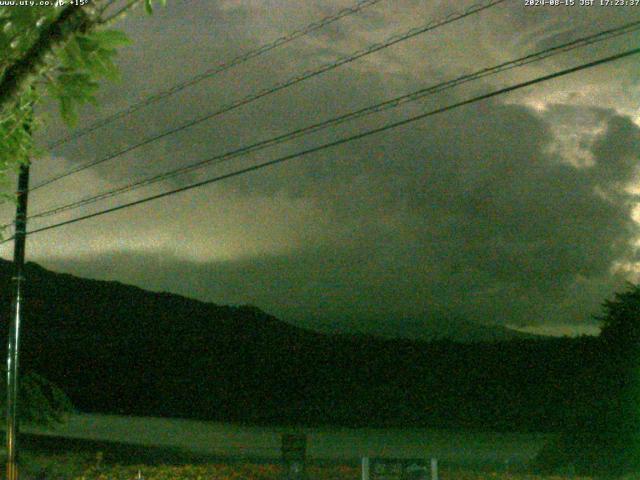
[0, 446, 594, 480]
[0, 0, 163, 453]
[0, 370, 73, 427]
[0, 260, 604, 431]
[0, 0, 165, 195]
[5, 261, 640, 476]
[534, 283, 640, 476]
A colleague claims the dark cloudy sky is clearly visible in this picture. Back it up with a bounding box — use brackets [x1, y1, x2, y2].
[2, 0, 640, 338]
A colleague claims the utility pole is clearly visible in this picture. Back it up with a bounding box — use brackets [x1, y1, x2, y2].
[6, 141, 31, 480]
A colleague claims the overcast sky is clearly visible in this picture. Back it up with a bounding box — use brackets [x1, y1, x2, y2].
[2, 0, 640, 338]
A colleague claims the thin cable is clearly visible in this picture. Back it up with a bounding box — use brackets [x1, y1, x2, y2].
[22, 18, 640, 224]
[32, 0, 506, 192]
[5, 46, 637, 243]
[47, 0, 387, 150]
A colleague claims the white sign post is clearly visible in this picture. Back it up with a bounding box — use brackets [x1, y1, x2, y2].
[362, 456, 370, 480]
[360, 456, 434, 480]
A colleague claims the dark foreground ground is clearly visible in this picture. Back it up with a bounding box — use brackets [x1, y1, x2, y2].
[0, 432, 595, 480]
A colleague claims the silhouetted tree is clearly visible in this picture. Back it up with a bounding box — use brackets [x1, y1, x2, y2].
[536, 283, 640, 476]
[599, 282, 640, 353]
[0, 370, 73, 427]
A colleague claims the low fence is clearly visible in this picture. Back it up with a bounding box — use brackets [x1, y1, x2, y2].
[281, 433, 440, 480]
[361, 456, 436, 480]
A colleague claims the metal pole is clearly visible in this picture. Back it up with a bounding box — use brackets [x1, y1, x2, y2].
[361, 456, 370, 480]
[430, 457, 438, 480]
[6, 160, 30, 480]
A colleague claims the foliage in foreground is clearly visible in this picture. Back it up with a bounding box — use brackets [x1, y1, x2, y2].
[535, 432, 640, 477]
[71, 464, 594, 480]
[535, 283, 640, 476]
[0, 0, 166, 197]
[0, 0, 162, 435]
[0, 370, 73, 427]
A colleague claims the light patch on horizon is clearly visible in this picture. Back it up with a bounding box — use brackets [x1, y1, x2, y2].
[524, 100, 548, 112]
[510, 323, 601, 338]
[631, 203, 640, 224]
[0, 178, 364, 266]
[610, 261, 640, 283]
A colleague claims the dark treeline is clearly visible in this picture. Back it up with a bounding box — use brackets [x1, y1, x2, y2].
[0, 260, 622, 433]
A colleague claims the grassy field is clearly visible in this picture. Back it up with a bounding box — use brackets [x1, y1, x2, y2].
[23, 414, 550, 467]
[0, 429, 595, 480]
[5, 413, 593, 479]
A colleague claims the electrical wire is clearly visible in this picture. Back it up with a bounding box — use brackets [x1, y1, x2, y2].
[20, 18, 640, 224]
[31, 0, 506, 192]
[46, 0, 388, 150]
[4, 45, 637, 244]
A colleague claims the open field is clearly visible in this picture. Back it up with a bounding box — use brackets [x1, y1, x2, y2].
[21, 413, 551, 470]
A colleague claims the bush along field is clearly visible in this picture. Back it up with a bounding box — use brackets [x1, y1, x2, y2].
[16, 462, 598, 480]
[4, 452, 601, 480]
[11, 456, 358, 480]
[70, 464, 598, 480]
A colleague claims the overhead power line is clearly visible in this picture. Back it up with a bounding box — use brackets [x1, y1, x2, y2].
[20, 18, 640, 225]
[5, 46, 638, 244]
[31, 0, 506, 192]
[47, 0, 387, 150]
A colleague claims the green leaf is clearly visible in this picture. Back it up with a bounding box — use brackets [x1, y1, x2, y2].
[61, 37, 85, 69]
[91, 29, 130, 49]
[59, 96, 76, 126]
[0, 2, 167, 199]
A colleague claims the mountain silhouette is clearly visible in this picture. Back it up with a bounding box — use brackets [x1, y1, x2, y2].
[0, 259, 596, 431]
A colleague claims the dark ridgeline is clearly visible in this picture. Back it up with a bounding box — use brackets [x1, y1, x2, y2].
[0, 259, 606, 432]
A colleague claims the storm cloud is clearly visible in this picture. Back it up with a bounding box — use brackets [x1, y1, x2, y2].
[4, 0, 640, 337]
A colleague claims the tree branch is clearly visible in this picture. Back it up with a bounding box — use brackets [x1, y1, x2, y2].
[0, 4, 95, 114]
[97, 0, 120, 15]
[98, 0, 142, 25]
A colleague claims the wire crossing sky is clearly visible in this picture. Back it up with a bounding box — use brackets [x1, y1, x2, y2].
[45, 0, 387, 151]
[31, 0, 506, 192]
[8, 45, 639, 243]
[18, 18, 640, 226]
